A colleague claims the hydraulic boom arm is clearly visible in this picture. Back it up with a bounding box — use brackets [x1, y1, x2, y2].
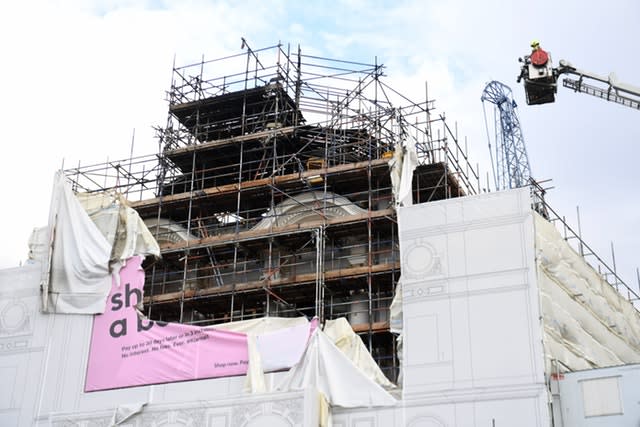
[557, 60, 640, 110]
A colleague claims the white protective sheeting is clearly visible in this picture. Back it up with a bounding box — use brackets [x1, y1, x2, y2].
[35, 173, 161, 313]
[110, 402, 147, 426]
[277, 329, 396, 408]
[318, 392, 331, 427]
[42, 172, 112, 313]
[213, 316, 312, 393]
[76, 191, 160, 273]
[244, 334, 267, 392]
[388, 148, 403, 207]
[389, 279, 402, 334]
[323, 318, 394, 389]
[388, 137, 418, 208]
[535, 213, 640, 371]
[27, 226, 49, 265]
[211, 316, 309, 334]
[213, 316, 311, 370]
[388, 279, 403, 385]
[398, 137, 418, 207]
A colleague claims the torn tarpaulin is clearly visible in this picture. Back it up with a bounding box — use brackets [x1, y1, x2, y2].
[323, 317, 395, 389]
[277, 329, 396, 408]
[110, 402, 147, 426]
[40, 171, 112, 314]
[388, 137, 418, 208]
[35, 172, 160, 314]
[76, 191, 160, 275]
[214, 316, 318, 393]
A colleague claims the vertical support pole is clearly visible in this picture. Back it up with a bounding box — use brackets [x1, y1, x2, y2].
[231, 242, 238, 322]
[454, 121, 459, 162]
[425, 81, 432, 158]
[241, 48, 250, 135]
[180, 148, 198, 323]
[367, 137, 374, 353]
[610, 242, 619, 291]
[266, 237, 273, 315]
[295, 45, 302, 126]
[126, 129, 135, 197]
[576, 205, 584, 256]
[140, 164, 145, 201]
[102, 158, 108, 189]
[235, 141, 244, 234]
[464, 136, 469, 189]
[314, 227, 325, 322]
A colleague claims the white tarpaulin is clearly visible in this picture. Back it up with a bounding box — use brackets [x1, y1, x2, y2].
[388, 280, 404, 385]
[388, 147, 403, 207]
[213, 316, 313, 393]
[76, 191, 160, 277]
[388, 137, 418, 208]
[109, 402, 147, 426]
[323, 318, 394, 389]
[41, 172, 112, 313]
[389, 278, 403, 334]
[212, 316, 312, 371]
[277, 329, 396, 408]
[35, 173, 161, 314]
[398, 137, 418, 207]
[535, 213, 640, 371]
[210, 315, 309, 334]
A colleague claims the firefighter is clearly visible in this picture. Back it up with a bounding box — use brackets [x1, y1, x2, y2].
[529, 40, 549, 67]
[531, 40, 541, 53]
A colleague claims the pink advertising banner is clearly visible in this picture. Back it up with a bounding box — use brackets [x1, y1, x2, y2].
[85, 257, 252, 392]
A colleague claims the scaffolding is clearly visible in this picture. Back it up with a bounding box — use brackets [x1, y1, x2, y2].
[64, 42, 481, 382]
[529, 181, 640, 305]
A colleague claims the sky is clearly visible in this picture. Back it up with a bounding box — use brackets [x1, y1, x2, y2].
[0, 0, 638, 292]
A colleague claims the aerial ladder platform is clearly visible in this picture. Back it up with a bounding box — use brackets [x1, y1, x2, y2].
[517, 41, 640, 110]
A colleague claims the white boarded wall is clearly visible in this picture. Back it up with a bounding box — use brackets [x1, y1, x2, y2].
[396, 188, 549, 427]
[6, 186, 639, 426]
[0, 263, 317, 427]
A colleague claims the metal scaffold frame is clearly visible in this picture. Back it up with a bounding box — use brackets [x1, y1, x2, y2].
[64, 42, 482, 382]
[530, 181, 640, 305]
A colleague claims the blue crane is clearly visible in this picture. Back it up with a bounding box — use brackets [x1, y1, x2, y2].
[481, 81, 531, 190]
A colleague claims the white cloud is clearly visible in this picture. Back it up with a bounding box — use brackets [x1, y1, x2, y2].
[1, 0, 638, 290]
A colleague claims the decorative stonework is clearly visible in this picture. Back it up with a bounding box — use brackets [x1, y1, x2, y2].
[252, 191, 367, 231]
[0, 300, 31, 337]
[272, 399, 304, 425]
[404, 285, 446, 302]
[231, 397, 303, 427]
[231, 403, 263, 427]
[402, 240, 441, 280]
[142, 408, 205, 426]
[51, 416, 112, 427]
[407, 415, 447, 427]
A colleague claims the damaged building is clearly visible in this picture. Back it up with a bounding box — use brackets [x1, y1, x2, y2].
[2, 43, 640, 427]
